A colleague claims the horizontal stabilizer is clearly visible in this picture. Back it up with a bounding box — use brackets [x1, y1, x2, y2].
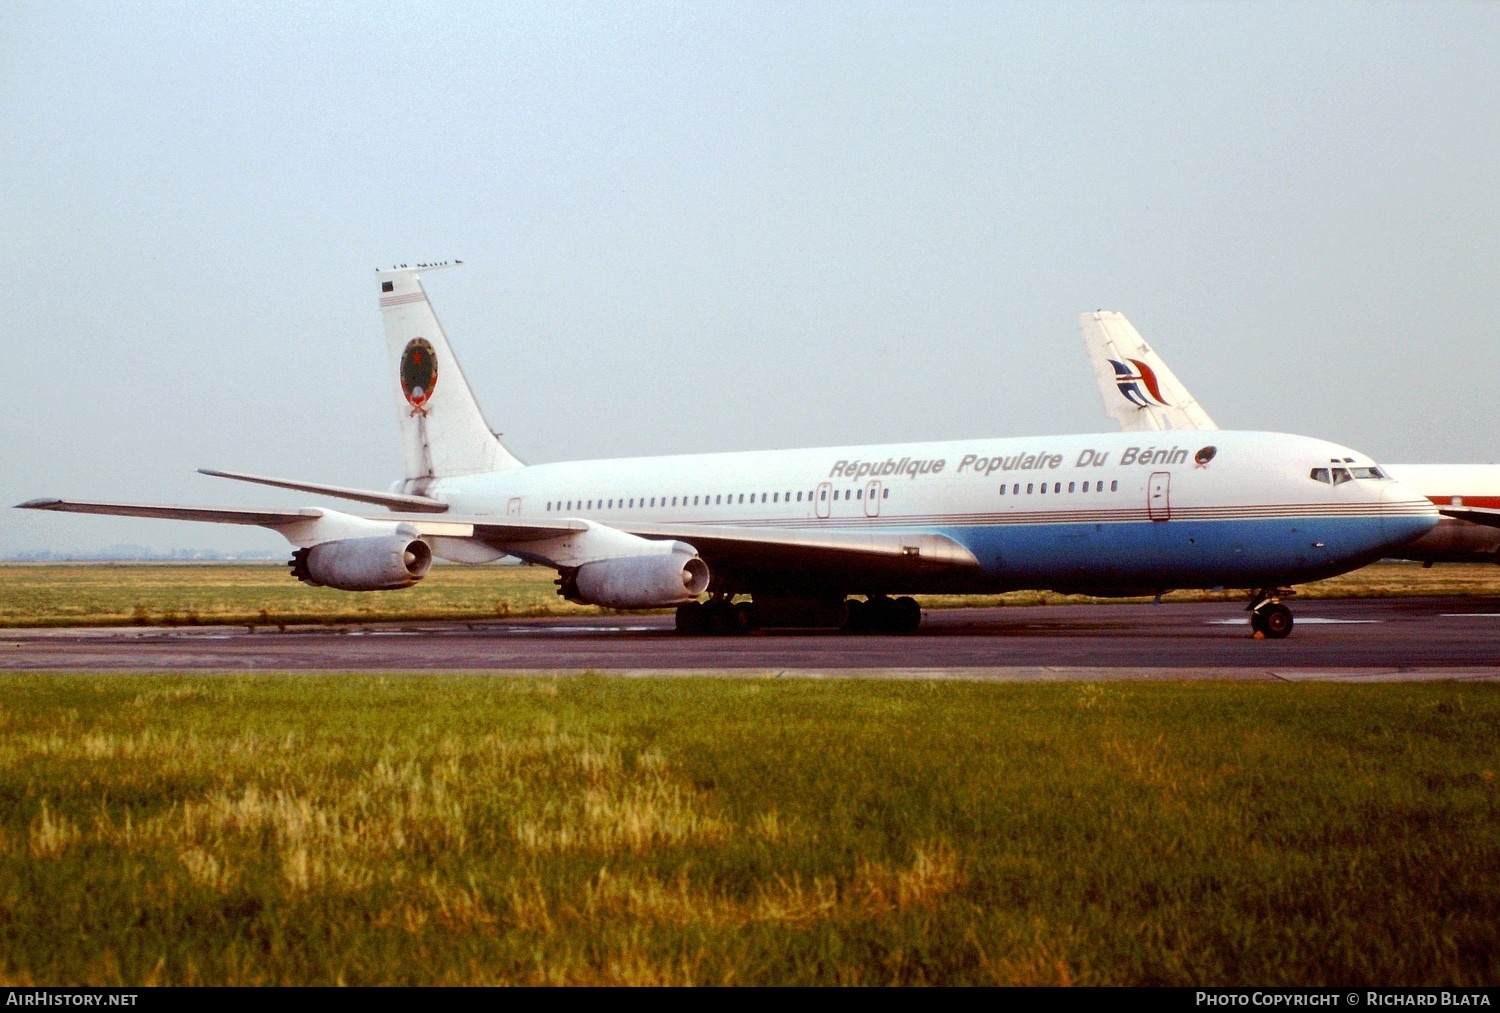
[198, 469, 449, 512]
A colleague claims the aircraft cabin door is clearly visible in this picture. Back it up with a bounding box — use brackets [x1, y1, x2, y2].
[507, 497, 523, 518]
[815, 482, 832, 519]
[865, 480, 881, 517]
[1147, 472, 1171, 521]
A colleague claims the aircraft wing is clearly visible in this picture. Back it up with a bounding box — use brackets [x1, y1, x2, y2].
[455, 517, 979, 578]
[1079, 311, 1218, 432]
[15, 498, 583, 544]
[16, 498, 978, 577]
[16, 499, 324, 528]
[1438, 505, 1500, 530]
[589, 521, 980, 579]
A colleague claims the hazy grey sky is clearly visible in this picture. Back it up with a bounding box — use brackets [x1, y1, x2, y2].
[4, 1, 1498, 554]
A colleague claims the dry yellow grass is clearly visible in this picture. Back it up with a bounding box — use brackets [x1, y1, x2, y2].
[2, 560, 1496, 628]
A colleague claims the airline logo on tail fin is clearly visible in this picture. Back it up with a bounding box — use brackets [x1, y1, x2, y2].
[1109, 357, 1172, 408]
[400, 338, 438, 415]
[1080, 311, 1219, 432]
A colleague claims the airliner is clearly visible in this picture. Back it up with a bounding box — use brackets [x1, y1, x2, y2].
[1080, 310, 1500, 565]
[18, 264, 1438, 639]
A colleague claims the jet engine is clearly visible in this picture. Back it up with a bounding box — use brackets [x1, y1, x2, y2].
[290, 535, 433, 591]
[560, 552, 710, 609]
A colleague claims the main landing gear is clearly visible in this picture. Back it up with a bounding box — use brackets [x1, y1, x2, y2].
[674, 597, 754, 635]
[841, 595, 922, 634]
[1247, 587, 1295, 639]
[674, 594, 923, 635]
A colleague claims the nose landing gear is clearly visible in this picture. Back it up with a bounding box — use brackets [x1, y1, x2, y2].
[1248, 587, 1295, 639]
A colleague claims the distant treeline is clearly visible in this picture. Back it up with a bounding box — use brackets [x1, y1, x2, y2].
[4, 547, 282, 562]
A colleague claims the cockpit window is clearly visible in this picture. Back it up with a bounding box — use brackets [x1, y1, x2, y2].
[1311, 464, 1387, 484]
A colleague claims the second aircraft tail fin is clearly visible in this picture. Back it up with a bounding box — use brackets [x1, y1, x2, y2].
[1078, 311, 1219, 432]
[376, 262, 523, 490]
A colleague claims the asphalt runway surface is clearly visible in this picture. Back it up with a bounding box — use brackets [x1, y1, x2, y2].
[4, 596, 1498, 680]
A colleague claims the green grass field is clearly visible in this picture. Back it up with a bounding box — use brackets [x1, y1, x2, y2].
[1, 674, 1496, 985]
[3, 560, 1497, 628]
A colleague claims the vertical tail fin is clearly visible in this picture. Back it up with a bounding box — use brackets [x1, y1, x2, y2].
[1078, 311, 1219, 432]
[376, 262, 523, 488]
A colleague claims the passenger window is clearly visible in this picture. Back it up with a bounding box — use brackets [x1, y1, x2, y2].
[999, 485, 1006, 496]
[883, 488, 889, 499]
[1068, 482, 1075, 493]
[1110, 481, 1118, 492]
[856, 489, 862, 499]
[820, 490, 827, 501]
[1054, 483, 1061, 494]
[1027, 483, 1034, 494]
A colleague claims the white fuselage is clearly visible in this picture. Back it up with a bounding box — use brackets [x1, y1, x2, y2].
[417, 429, 1436, 596]
[1381, 464, 1500, 563]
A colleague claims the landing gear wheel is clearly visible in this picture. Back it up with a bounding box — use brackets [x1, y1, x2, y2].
[846, 596, 922, 634]
[703, 599, 742, 635]
[1247, 587, 1296, 639]
[891, 596, 922, 634]
[675, 600, 750, 635]
[733, 600, 758, 633]
[675, 602, 707, 634]
[840, 598, 867, 633]
[1259, 603, 1293, 639]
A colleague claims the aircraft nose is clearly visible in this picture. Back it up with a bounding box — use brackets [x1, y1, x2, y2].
[1380, 481, 1439, 550]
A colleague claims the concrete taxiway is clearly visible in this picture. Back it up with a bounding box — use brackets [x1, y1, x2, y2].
[3, 597, 1498, 680]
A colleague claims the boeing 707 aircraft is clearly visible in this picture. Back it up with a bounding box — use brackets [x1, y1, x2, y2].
[1080, 310, 1500, 565]
[19, 265, 1438, 638]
